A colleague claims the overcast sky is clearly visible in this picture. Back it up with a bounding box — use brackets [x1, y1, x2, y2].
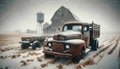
[0, 0, 120, 33]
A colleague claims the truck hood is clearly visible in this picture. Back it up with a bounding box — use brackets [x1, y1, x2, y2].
[58, 30, 81, 36]
[53, 30, 82, 40]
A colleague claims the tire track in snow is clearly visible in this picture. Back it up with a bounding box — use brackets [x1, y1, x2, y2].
[98, 44, 104, 49]
[93, 35, 117, 58]
[93, 45, 110, 58]
[108, 41, 119, 54]
[92, 35, 119, 64]
[75, 35, 118, 69]
[107, 35, 120, 55]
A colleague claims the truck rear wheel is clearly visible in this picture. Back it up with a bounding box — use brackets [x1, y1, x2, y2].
[91, 39, 98, 50]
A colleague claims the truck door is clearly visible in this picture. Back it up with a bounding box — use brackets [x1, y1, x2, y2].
[83, 25, 90, 48]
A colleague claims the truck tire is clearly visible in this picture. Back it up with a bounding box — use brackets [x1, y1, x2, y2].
[32, 41, 41, 50]
[72, 48, 85, 63]
[81, 48, 85, 59]
[44, 54, 50, 58]
[91, 39, 98, 50]
[97, 40, 99, 48]
[44, 53, 54, 58]
[72, 56, 80, 63]
[21, 43, 29, 49]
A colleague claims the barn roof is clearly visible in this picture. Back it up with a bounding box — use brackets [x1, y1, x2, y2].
[51, 6, 80, 21]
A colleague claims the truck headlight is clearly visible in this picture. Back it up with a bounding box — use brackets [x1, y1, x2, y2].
[48, 43, 52, 47]
[65, 45, 70, 49]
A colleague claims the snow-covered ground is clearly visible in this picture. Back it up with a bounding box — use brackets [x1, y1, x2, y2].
[0, 33, 120, 69]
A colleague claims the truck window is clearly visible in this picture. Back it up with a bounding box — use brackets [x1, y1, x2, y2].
[83, 26, 89, 32]
[73, 26, 82, 31]
[63, 24, 82, 32]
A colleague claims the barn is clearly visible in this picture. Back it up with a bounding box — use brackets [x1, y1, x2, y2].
[43, 6, 80, 34]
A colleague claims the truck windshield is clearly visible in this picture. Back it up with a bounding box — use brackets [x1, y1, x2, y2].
[63, 24, 82, 32]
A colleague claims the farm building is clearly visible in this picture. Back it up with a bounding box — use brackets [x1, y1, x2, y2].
[43, 6, 80, 34]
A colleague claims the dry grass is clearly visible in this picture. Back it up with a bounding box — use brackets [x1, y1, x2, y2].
[28, 51, 37, 55]
[0, 47, 12, 52]
[27, 51, 40, 56]
[11, 54, 21, 59]
[47, 58, 56, 64]
[0, 34, 21, 46]
[56, 64, 63, 69]
[0, 33, 35, 46]
[40, 58, 56, 68]
[26, 59, 34, 62]
[66, 59, 73, 65]
[76, 64, 82, 69]
[20, 59, 34, 66]
[41, 55, 44, 58]
[37, 56, 43, 62]
[21, 60, 28, 66]
[0, 56, 7, 59]
[0, 46, 20, 52]
[76, 58, 95, 69]
[108, 41, 119, 54]
[82, 58, 95, 66]
[40, 63, 48, 68]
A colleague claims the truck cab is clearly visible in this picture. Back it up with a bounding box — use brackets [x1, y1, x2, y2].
[43, 21, 100, 63]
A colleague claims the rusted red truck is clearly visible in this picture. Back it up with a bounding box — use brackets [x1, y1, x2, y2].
[43, 21, 100, 63]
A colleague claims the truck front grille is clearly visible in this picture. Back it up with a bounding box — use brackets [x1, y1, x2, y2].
[52, 43, 64, 52]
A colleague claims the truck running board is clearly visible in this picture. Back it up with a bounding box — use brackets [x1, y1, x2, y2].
[85, 48, 91, 53]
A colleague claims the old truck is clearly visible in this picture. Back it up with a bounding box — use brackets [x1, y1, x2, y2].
[20, 36, 46, 50]
[43, 21, 100, 63]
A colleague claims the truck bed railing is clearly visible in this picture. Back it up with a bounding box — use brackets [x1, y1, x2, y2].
[89, 22, 100, 39]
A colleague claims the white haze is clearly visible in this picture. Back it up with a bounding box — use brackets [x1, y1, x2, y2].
[0, 0, 120, 33]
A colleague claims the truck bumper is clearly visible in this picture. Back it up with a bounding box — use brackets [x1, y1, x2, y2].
[43, 51, 72, 58]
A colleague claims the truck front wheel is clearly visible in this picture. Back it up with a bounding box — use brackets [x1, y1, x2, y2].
[72, 48, 85, 63]
[81, 48, 85, 59]
[72, 56, 80, 63]
[44, 54, 50, 58]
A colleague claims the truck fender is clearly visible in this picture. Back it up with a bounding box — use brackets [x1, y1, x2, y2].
[78, 42, 86, 53]
[32, 41, 41, 50]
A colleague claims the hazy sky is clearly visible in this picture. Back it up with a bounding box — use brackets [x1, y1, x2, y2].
[0, 0, 120, 33]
